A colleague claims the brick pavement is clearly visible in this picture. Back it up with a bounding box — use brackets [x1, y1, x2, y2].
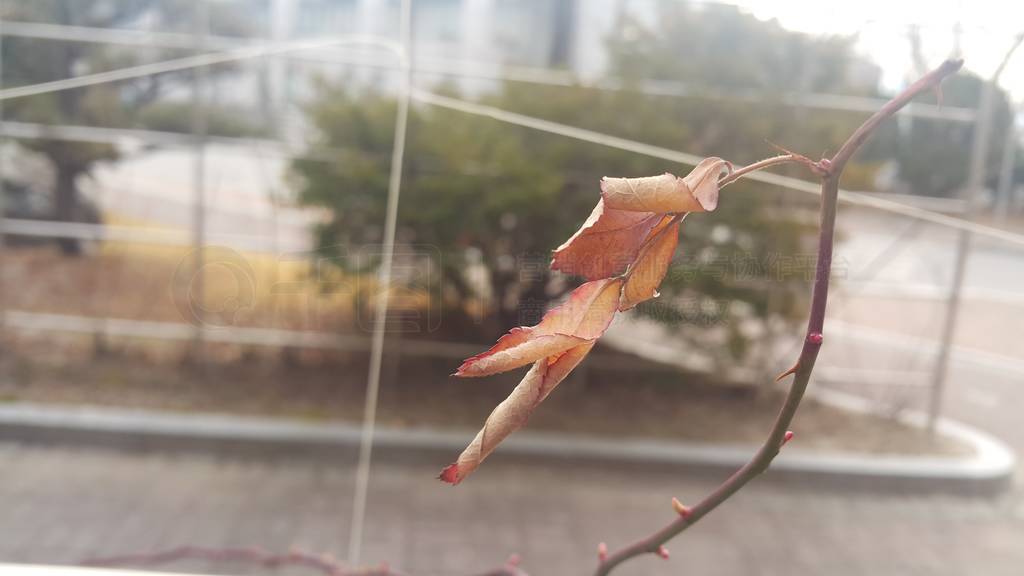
[0, 442, 1021, 576]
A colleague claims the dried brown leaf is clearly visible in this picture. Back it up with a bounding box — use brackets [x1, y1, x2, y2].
[455, 278, 623, 377]
[601, 158, 729, 214]
[441, 341, 596, 484]
[551, 199, 662, 280]
[619, 217, 680, 311]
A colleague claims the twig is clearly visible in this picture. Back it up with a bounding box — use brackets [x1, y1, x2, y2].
[82, 546, 364, 576]
[594, 58, 963, 576]
[82, 546, 527, 576]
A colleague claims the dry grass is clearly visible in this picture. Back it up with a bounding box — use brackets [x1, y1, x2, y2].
[4, 243, 355, 331]
[0, 332, 970, 458]
[0, 245, 970, 458]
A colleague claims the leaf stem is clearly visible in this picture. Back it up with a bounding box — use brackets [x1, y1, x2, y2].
[594, 58, 963, 576]
[717, 154, 803, 188]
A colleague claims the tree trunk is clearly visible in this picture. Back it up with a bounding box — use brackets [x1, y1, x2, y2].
[54, 163, 83, 256]
[516, 271, 550, 326]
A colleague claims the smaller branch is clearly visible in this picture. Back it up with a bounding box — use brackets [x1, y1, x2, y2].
[717, 154, 811, 188]
[831, 59, 963, 171]
[82, 546, 527, 576]
[82, 546, 370, 576]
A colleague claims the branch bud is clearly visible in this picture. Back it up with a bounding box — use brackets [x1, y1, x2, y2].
[597, 542, 608, 563]
[808, 332, 823, 344]
[817, 158, 833, 175]
[657, 546, 670, 560]
[671, 497, 692, 518]
[783, 430, 795, 445]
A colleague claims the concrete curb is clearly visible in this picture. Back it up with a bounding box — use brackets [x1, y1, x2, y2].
[810, 389, 1016, 493]
[0, 401, 1014, 496]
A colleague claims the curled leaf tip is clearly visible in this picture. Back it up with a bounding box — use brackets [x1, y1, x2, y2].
[683, 157, 730, 212]
[602, 167, 716, 214]
[438, 464, 461, 485]
[445, 341, 598, 483]
[598, 172, 704, 215]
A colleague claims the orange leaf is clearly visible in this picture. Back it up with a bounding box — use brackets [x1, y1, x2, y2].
[551, 198, 662, 280]
[440, 341, 596, 485]
[455, 278, 623, 377]
[601, 158, 729, 214]
[619, 217, 680, 311]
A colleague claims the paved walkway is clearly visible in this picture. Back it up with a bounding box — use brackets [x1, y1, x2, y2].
[1, 441, 1022, 576]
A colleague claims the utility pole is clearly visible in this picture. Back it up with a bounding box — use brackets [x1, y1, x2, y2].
[929, 34, 1023, 432]
[994, 102, 1019, 223]
[190, 0, 210, 364]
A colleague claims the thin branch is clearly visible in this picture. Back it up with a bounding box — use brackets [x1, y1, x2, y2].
[594, 58, 963, 576]
[82, 546, 371, 576]
[82, 546, 527, 576]
[717, 154, 805, 188]
[831, 59, 964, 171]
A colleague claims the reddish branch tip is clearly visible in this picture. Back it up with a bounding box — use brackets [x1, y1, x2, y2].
[438, 464, 461, 485]
[783, 430, 795, 445]
[656, 546, 670, 560]
[671, 497, 692, 518]
[807, 332, 823, 344]
[506, 554, 521, 567]
[597, 542, 608, 563]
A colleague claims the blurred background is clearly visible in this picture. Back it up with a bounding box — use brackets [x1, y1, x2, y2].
[0, 1, 1022, 575]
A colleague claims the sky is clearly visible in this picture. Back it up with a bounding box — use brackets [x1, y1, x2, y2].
[731, 0, 1024, 100]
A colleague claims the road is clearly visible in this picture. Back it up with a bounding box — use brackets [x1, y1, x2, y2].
[0, 440, 1021, 576]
